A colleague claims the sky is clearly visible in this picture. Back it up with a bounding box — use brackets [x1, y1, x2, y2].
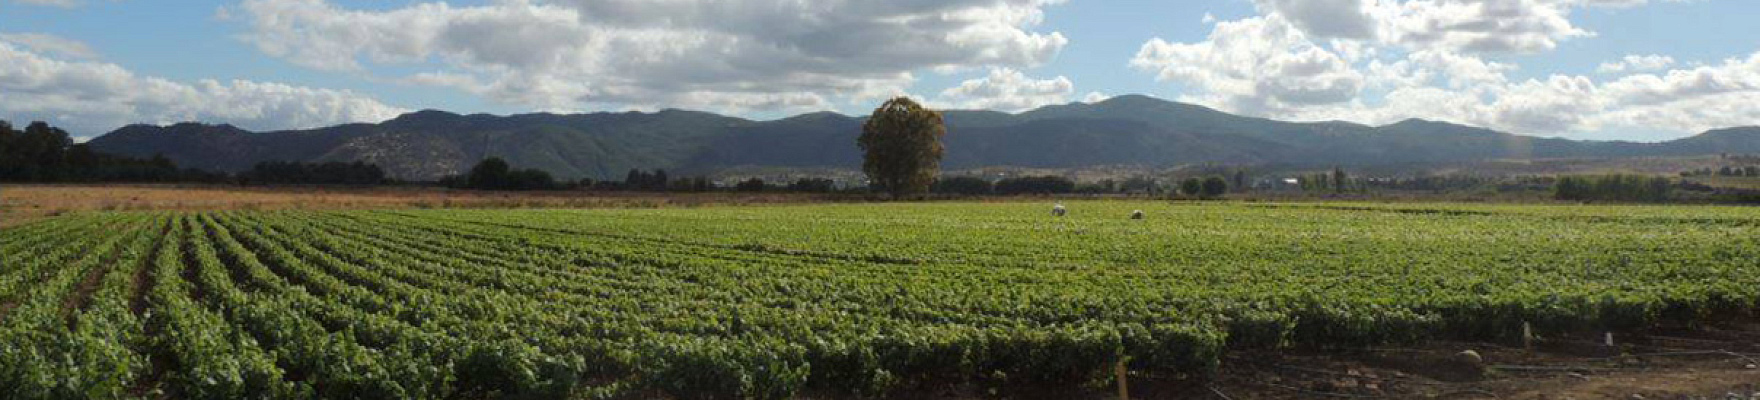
[1, 0, 1757, 142]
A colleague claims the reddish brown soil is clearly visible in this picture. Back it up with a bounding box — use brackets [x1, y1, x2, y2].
[61, 262, 110, 320]
[838, 319, 1760, 399]
[1, 184, 866, 228]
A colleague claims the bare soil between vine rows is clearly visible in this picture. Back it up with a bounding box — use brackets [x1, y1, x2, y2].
[851, 318, 1760, 399]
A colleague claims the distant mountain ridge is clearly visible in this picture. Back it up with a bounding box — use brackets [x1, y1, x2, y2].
[86, 95, 1760, 181]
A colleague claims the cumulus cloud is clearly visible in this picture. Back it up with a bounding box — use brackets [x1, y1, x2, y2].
[1597, 54, 1676, 74]
[236, 0, 1069, 114]
[1284, 52, 1760, 138]
[1252, 0, 1376, 39]
[1132, 15, 1364, 115]
[1592, 55, 1760, 131]
[1369, 49, 1517, 89]
[935, 68, 1076, 111]
[1370, 0, 1593, 54]
[1253, 0, 1683, 54]
[1136, 0, 1753, 139]
[0, 42, 407, 138]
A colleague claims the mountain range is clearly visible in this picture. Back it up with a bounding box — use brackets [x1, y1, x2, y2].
[86, 95, 1760, 181]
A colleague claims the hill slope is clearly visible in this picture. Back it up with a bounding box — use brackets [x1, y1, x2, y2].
[87, 95, 1760, 180]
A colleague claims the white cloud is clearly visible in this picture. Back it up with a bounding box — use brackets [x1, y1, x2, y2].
[1131, 15, 1364, 115]
[1254, 0, 1681, 54]
[0, 42, 406, 138]
[1486, 75, 1605, 133]
[1136, 0, 1756, 140]
[1593, 54, 1760, 132]
[237, 0, 1069, 114]
[1253, 0, 1376, 39]
[934, 68, 1076, 111]
[1285, 53, 1760, 138]
[1370, 0, 1593, 54]
[0, 32, 98, 59]
[1597, 54, 1676, 74]
[1381, 49, 1517, 89]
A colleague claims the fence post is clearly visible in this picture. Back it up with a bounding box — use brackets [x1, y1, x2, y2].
[1115, 358, 1130, 400]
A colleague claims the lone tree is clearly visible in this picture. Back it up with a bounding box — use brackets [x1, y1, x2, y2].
[466, 157, 512, 189]
[859, 97, 945, 198]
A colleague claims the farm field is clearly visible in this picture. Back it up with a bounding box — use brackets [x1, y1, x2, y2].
[2, 201, 1759, 398]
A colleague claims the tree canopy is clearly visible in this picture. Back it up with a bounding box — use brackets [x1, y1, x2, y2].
[858, 97, 945, 198]
[1556, 174, 1673, 202]
[0, 120, 224, 183]
[1201, 176, 1229, 198]
[243, 161, 386, 185]
[994, 176, 1075, 195]
[453, 157, 558, 191]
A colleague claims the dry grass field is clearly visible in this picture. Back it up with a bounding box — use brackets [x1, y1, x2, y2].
[0, 184, 853, 228]
[1688, 176, 1760, 190]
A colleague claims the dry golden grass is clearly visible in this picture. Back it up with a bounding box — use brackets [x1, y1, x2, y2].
[1687, 176, 1760, 190]
[0, 184, 850, 228]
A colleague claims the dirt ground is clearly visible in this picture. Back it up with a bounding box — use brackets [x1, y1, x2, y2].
[906, 319, 1760, 400]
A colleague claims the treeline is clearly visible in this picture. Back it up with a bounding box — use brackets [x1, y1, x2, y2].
[1292, 167, 1361, 193]
[1555, 174, 1674, 202]
[1364, 174, 1554, 194]
[1681, 166, 1760, 177]
[1177, 177, 1229, 199]
[439, 161, 854, 193]
[586, 169, 713, 192]
[932, 176, 1078, 195]
[440, 158, 561, 191]
[931, 175, 1230, 198]
[241, 161, 386, 185]
[0, 120, 227, 183]
[622, 169, 672, 191]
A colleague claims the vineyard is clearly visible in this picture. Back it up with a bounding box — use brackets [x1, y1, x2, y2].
[2, 201, 1758, 398]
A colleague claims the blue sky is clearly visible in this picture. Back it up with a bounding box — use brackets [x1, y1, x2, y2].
[2, 0, 1757, 142]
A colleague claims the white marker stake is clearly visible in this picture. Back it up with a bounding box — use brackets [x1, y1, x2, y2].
[1523, 321, 1534, 351]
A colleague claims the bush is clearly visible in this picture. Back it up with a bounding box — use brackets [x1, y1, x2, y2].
[1201, 176, 1228, 198]
[736, 178, 767, 192]
[452, 157, 559, 191]
[994, 176, 1074, 195]
[1555, 174, 1673, 202]
[931, 176, 993, 195]
[243, 161, 386, 185]
[788, 178, 836, 193]
[1179, 178, 1202, 197]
